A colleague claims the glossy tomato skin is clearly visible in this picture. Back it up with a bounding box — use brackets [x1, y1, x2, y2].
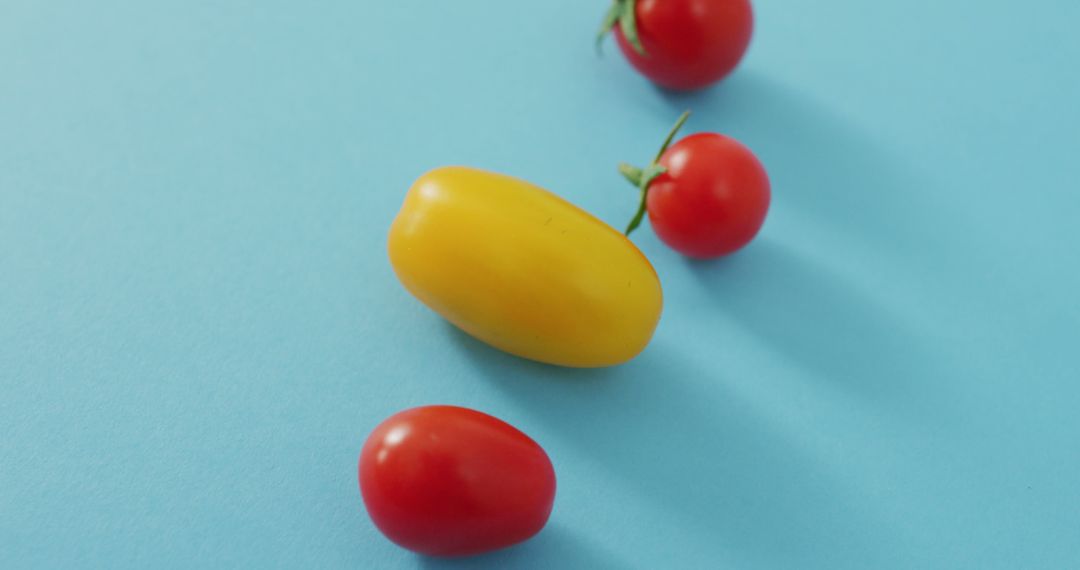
[359, 406, 556, 557]
[647, 133, 770, 258]
[614, 0, 753, 91]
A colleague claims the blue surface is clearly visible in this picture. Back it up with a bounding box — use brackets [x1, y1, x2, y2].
[2, 0, 1079, 568]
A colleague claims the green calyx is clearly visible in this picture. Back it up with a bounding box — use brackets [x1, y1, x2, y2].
[596, 0, 646, 56]
[621, 110, 692, 236]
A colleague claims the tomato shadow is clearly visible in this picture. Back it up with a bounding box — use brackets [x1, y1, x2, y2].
[445, 325, 900, 568]
[416, 524, 627, 570]
[642, 69, 951, 260]
[679, 238, 950, 416]
[640, 68, 958, 414]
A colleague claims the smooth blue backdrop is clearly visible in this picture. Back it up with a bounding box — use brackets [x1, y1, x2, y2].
[3, 1, 1079, 568]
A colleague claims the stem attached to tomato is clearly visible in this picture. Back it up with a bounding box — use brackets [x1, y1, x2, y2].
[622, 110, 692, 236]
[596, 0, 646, 56]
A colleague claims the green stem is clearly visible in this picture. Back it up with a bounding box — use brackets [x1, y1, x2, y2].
[618, 0, 645, 56]
[618, 163, 643, 186]
[625, 187, 649, 235]
[596, 0, 646, 56]
[622, 111, 692, 236]
[595, 1, 621, 54]
[654, 111, 690, 163]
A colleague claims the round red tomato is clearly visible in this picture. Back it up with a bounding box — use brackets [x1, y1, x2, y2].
[358, 405, 556, 557]
[648, 133, 770, 258]
[601, 0, 754, 91]
[620, 112, 770, 258]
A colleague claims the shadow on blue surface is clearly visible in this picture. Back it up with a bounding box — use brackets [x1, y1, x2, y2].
[417, 525, 623, 570]
[688, 239, 945, 416]
[657, 69, 954, 416]
[447, 324, 895, 568]
[648, 69, 947, 258]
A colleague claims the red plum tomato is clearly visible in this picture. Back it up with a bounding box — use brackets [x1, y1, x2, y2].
[358, 406, 556, 557]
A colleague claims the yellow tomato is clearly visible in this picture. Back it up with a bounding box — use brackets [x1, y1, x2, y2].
[388, 166, 663, 368]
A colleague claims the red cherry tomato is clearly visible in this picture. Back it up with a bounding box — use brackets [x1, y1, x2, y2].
[358, 406, 556, 557]
[621, 112, 770, 258]
[649, 133, 770, 257]
[600, 0, 754, 91]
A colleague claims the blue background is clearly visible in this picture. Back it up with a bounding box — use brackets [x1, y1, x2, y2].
[3, 0, 1079, 568]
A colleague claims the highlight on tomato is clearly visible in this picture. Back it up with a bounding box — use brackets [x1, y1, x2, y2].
[388, 166, 663, 368]
[620, 111, 770, 258]
[597, 0, 754, 91]
[359, 405, 556, 557]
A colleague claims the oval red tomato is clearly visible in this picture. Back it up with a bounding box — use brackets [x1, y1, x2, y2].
[601, 0, 754, 91]
[358, 406, 556, 557]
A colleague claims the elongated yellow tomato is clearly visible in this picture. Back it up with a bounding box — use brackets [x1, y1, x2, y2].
[388, 166, 663, 368]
